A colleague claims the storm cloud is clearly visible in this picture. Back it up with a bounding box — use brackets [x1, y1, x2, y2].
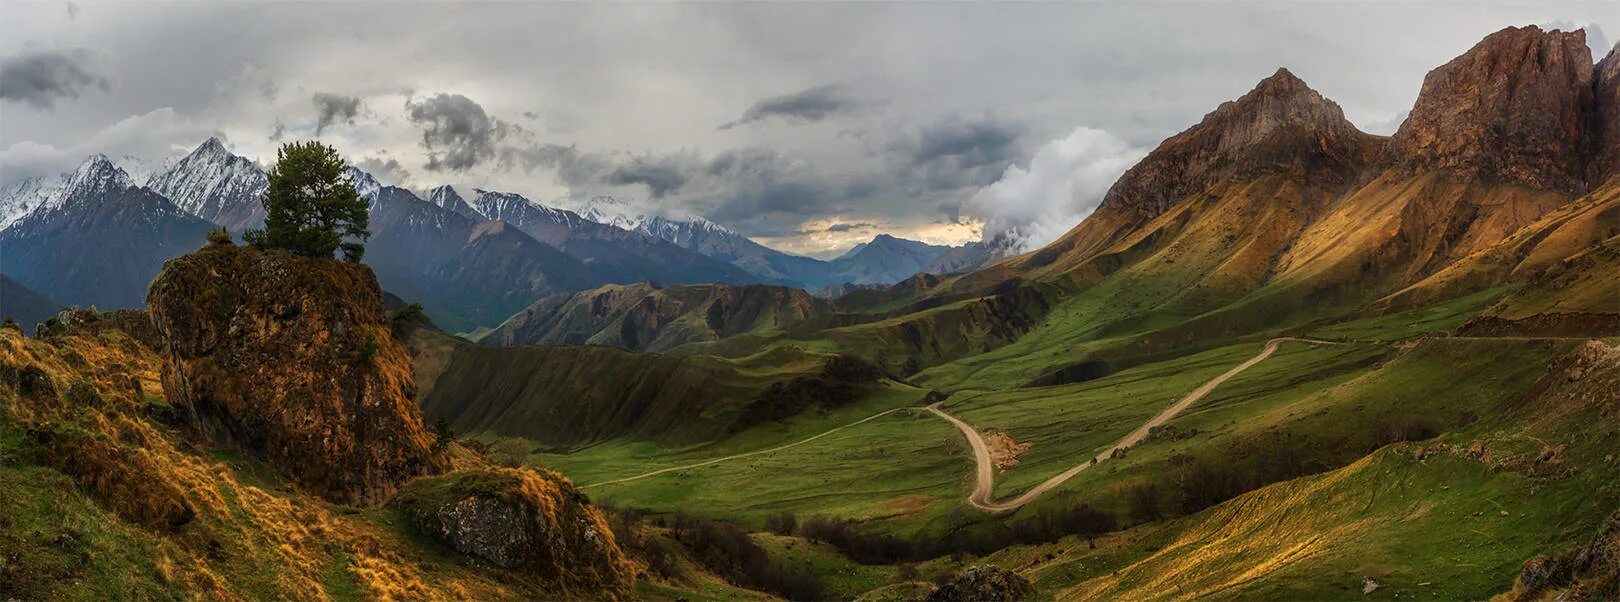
[405, 93, 513, 171]
[607, 154, 695, 198]
[721, 84, 859, 129]
[888, 114, 1027, 192]
[0, 49, 107, 109]
[312, 92, 362, 136]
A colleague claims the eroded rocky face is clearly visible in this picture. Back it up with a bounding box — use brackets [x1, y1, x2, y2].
[1390, 26, 1597, 192]
[1098, 68, 1378, 220]
[146, 243, 448, 506]
[1589, 47, 1620, 186]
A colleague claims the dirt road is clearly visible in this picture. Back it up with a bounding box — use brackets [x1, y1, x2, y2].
[582, 337, 1337, 513]
[935, 337, 1337, 512]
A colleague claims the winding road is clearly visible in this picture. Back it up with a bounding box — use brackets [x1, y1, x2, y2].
[938, 337, 1337, 512]
[580, 337, 1339, 512]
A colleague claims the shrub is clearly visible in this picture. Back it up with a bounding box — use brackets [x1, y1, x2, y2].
[668, 513, 825, 600]
[1127, 482, 1163, 524]
[353, 334, 379, 365]
[764, 511, 798, 536]
[487, 437, 532, 468]
[206, 228, 233, 245]
[388, 303, 429, 335]
[432, 417, 454, 451]
[606, 508, 683, 580]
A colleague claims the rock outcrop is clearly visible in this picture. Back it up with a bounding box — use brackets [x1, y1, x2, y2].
[1097, 68, 1378, 220]
[389, 468, 634, 598]
[1390, 26, 1597, 192]
[926, 565, 1036, 602]
[146, 243, 448, 506]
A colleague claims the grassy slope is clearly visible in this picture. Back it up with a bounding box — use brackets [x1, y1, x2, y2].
[535, 286, 1551, 539]
[1, 326, 784, 602]
[983, 339, 1620, 600]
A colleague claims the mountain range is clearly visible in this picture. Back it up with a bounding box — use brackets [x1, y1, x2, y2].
[579, 197, 991, 288]
[0, 138, 986, 331]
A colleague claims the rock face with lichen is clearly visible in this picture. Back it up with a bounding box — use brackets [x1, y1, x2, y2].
[146, 243, 448, 506]
[389, 468, 634, 598]
[1390, 26, 1597, 192]
[926, 565, 1036, 602]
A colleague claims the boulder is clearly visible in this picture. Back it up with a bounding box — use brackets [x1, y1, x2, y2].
[390, 468, 634, 598]
[146, 244, 447, 506]
[926, 565, 1035, 602]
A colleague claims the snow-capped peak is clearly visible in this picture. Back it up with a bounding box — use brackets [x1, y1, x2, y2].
[46, 154, 134, 211]
[195, 136, 230, 158]
[346, 167, 382, 201]
[428, 185, 486, 220]
[145, 138, 269, 229]
[469, 189, 582, 228]
[0, 174, 65, 230]
[576, 195, 736, 245]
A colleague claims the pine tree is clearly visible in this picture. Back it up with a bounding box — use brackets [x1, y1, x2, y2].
[243, 141, 370, 262]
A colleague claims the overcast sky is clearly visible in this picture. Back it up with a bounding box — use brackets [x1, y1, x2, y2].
[1, 2, 1614, 256]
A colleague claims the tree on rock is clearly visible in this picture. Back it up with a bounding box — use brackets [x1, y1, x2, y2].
[244, 141, 370, 262]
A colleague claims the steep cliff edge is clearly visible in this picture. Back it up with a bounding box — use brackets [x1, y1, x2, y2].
[146, 243, 449, 506]
[1389, 26, 1597, 193]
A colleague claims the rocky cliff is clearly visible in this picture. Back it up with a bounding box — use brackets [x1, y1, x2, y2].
[146, 243, 448, 505]
[1390, 26, 1598, 192]
[1096, 68, 1378, 221]
[1590, 46, 1620, 185]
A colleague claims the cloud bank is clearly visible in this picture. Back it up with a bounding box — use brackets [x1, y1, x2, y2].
[966, 126, 1145, 254]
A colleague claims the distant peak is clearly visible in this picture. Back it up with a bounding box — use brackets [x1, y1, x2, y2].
[46, 154, 134, 209]
[428, 184, 462, 201]
[1245, 67, 1315, 99]
[345, 167, 381, 199]
[71, 154, 130, 185]
[197, 136, 228, 154]
[1096, 62, 1372, 219]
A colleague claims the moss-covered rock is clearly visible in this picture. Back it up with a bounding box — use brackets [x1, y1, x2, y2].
[391, 468, 634, 598]
[926, 565, 1035, 602]
[147, 244, 448, 506]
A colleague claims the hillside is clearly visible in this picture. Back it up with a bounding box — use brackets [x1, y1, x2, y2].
[481, 281, 842, 351]
[0, 275, 60, 332]
[411, 326, 920, 448]
[1, 245, 645, 600]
